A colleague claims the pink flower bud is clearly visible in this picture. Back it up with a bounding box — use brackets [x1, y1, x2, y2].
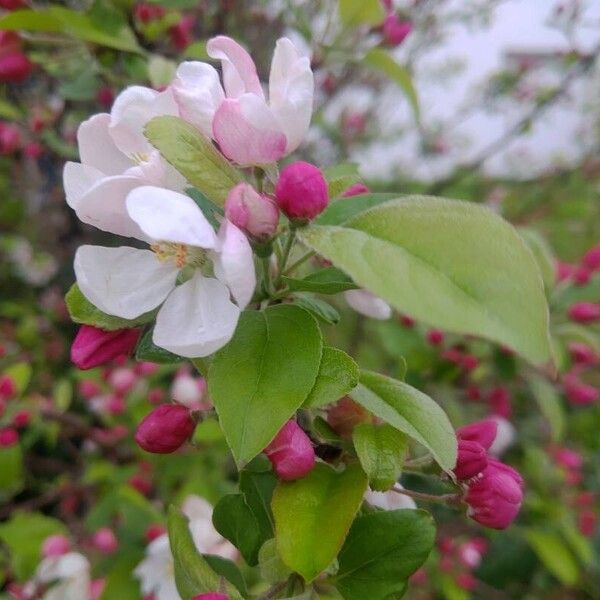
[0, 427, 18, 447]
[454, 439, 488, 480]
[465, 385, 481, 401]
[0, 0, 26, 10]
[0, 31, 22, 55]
[12, 410, 30, 429]
[41, 534, 71, 558]
[455, 572, 477, 591]
[578, 510, 596, 537]
[92, 528, 118, 554]
[488, 386, 512, 418]
[106, 395, 126, 415]
[108, 367, 138, 396]
[148, 387, 165, 405]
[568, 302, 600, 324]
[78, 379, 100, 399]
[225, 183, 279, 239]
[192, 595, 229, 600]
[275, 162, 328, 221]
[555, 260, 576, 283]
[426, 328, 444, 346]
[399, 315, 415, 328]
[568, 343, 598, 366]
[71, 325, 141, 370]
[573, 265, 591, 286]
[0, 121, 21, 154]
[24, 141, 43, 159]
[342, 183, 370, 197]
[582, 244, 600, 272]
[563, 373, 599, 406]
[0, 374, 16, 401]
[457, 419, 498, 451]
[264, 420, 315, 481]
[169, 15, 195, 51]
[145, 524, 167, 543]
[134, 2, 166, 23]
[136, 361, 160, 376]
[465, 459, 523, 529]
[552, 447, 582, 470]
[382, 14, 413, 46]
[0, 52, 32, 83]
[90, 579, 106, 600]
[135, 404, 196, 453]
[96, 86, 114, 108]
[461, 353, 479, 372]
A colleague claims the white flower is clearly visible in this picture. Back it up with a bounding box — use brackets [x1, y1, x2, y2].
[63, 86, 185, 239]
[172, 35, 313, 166]
[134, 496, 237, 600]
[36, 552, 91, 600]
[74, 186, 256, 358]
[365, 486, 416, 510]
[344, 289, 392, 320]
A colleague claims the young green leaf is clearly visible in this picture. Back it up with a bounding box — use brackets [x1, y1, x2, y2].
[300, 196, 552, 365]
[339, 0, 385, 27]
[315, 193, 396, 226]
[350, 370, 457, 472]
[304, 347, 359, 408]
[135, 327, 184, 364]
[335, 509, 435, 600]
[203, 555, 248, 596]
[208, 305, 323, 466]
[352, 423, 407, 491]
[283, 267, 358, 295]
[0, 444, 23, 501]
[239, 467, 277, 543]
[144, 116, 243, 206]
[294, 296, 340, 325]
[272, 463, 368, 582]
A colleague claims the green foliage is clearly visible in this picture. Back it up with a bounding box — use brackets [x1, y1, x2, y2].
[300, 196, 552, 364]
[283, 267, 358, 295]
[135, 327, 184, 364]
[525, 528, 580, 586]
[272, 463, 368, 582]
[350, 370, 457, 472]
[339, 0, 385, 27]
[144, 116, 243, 206]
[0, 443, 23, 500]
[324, 163, 361, 199]
[528, 375, 565, 442]
[352, 423, 407, 490]
[3, 362, 31, 395]
[208, 305, 323, 466]
[294, 296, 341, 325]
[335, 509, 435, 600]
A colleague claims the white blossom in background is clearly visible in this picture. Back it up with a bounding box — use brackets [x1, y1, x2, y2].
[365, 486, 417, 510]
[36, 552, 91, 600]
[488, 415, 516, 457]
[344, 289, 392, 320]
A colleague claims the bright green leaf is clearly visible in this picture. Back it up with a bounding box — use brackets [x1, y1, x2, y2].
[519, 227, 556, 293]
[0, 444, 23, 500]
[324, 163, 360, 199]
[3, 362, 31, 395]
[339, 0, 385, 27]
[299, 196, 552, 365]
[350, 370, 457, 472]
[528, 376, 564, 442]
[283, 267, 358, 295]
[294, 296, 340, 325]
[525, 529, 579, 586]
[316, 193, 396, 226]
[203, 555, 248, 596]
[259, 538, 292, 584]
[272, 463, 368, 582]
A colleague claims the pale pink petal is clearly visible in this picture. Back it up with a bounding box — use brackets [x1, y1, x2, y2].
[212, 96, 286, 166]
[63, 162, 105, 210]
[126, 186, 217, 248]
[212, 220, 256, 308]
[75, 175, 149, 240]
[153, 274, 240, 358]
[74, 245, 178, 319]
[172, 61, 224, 137]
[77, 113, 132, 175]
[124, 150, 187, 192]
[268, 37, 314, 154]
[345, 289, 392, 320]
[207, 35, 264, 99]
[109, 86, 178, 157]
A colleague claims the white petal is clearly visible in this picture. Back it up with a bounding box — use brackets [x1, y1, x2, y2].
[345, 289, 392, 320]
[153, 274, 240, 358]
[364, 488, 416, 510]
[268, 37, 314, 153]
[37, 553, 90, 583]
[110, 86, 178, 157]
[77, 113, 132, 175]
[172, 61, 224, 137]
[207, 35, 264, 99]
[212, 220, 256, 308]
[124, 150, 187, 192]
[74, 245, 178, 319]
[126, 186, 217, 248]
[75, 175, 149, 240]
[489, 416, 516, 457]
[63, 162, 105, 210]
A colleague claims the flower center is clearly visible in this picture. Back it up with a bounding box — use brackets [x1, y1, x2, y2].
[151, 242, 207, 269]
[130, 151, 150, 165]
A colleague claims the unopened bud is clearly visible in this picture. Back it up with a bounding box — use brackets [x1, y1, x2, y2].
[225, 183, 279, 239]
[342, 183, 370, 197]
[382, 14, 413, 46]
[42, 535, 71, 558]
[0, 121, 21, 154]
[454, 439, 488, 480]
[457, 419, 498, 450]
[91, 528, 118, 554]
[135, 404, 196, 453]
[563, 373, 599, 406]
[0, 52, 32, 83]
[568, 302, 600, 324]
[275, 162, 328, 221]
[71, 325, 141, 370]
[0, 427, 18, 447]
[264, 420, 315, 481]
[0, 374, 16, 401]
[582, 244, 600, 272]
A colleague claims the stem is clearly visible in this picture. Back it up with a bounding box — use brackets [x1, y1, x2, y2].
[404, 455, 435, 469]
[261, 256, 274, 297]
[274, 228, 297, 288]
[283, 250, 316, 276]
[391, 485, 460, 505]
[257, 581, 288, 600]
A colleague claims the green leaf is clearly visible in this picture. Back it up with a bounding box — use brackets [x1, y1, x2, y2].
[0, 444, 23, 500]
[519, 227, 556, 293]
[167, 505, 243, 600]
[553, 322, 600, 355]
[272, 463, 368, 582]
[283, 267, 358, 295]
[147, 54, 177, 88]
[52, 378, 72, 412]
[324, 163, 360, 199]
[339, 0, 385, 27]
[528, 376, 564, 442]
[352, 423, 407, 491]
[208, 305, 322, 466]
[0, 98, 22, 120]
[187, 187, 224, 230]
[0, 513, 67, 580]
[135, 327, 184, 364]
[145, 116, 243, 206]
[239, 467, 277, 543]
[203, 555, 248, 596]
[3, 362, 31, 395]
[259, 538, 292, 584]
[299, 196, 552, 365]
[316, 193, 396, 226]
[364, 49, 419, 120]
[335, 509, 435, 600]
[350, 370, 457, 472]
[294, 296, 340, 325]
[304, 347, 359, 408]
[65, 283, 155, 330]
[185, 40, 209, 59]
[525, 529, 579, 586]
[212, 494, 262, 565]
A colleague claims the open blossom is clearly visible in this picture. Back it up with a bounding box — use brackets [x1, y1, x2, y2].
[173, 35, 313, 166]
[63, 85, 185, 240]
[73, 186, 255, 357]
[365, 486, 417, 510]
[36, 552, 91, 600]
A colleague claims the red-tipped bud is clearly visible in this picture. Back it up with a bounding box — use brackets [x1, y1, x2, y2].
[563, 373, 599, 406]
[582, 244, 600, 272]
[264, 420, 315, 481]
[134, 2, 166, 23]
[145, 524, 167, 543]
[0, 52, 31, 82]
[457, 419, 498, 451]
[192, 595, 229, 600]
[42, 534, 71, 558]
[0, 0, 26, 10]
[0, 374, 16, 401]
[71, 325, 141, 370]
[426, 328, 444, 346]
[0, 427, 18, 447]
[12, 410, 30, 429]
[24, 141, 43, 159]
[135, 404, 196, 453]
[342, 183, 370, 197]
[96, 86, 114, 108]
[382, 14, 413, 46]
[108, 367, 138, 396]
[169, 15, 195, 51]
[555, 260, 576, 283]
[225, 183, 279, 239]
[552, 447, 583, 470]
[91, 528, 118, 554]
[568, 342, 598, 366]
[0, 121, 21, 154]
[568, 302, 600, 324]
[461, 353, 479, 372]
[465, 459, 523, 529]
[454, 439, 488, 480]
[275, 162, 328, 221]
[488, 386, 512, 418]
